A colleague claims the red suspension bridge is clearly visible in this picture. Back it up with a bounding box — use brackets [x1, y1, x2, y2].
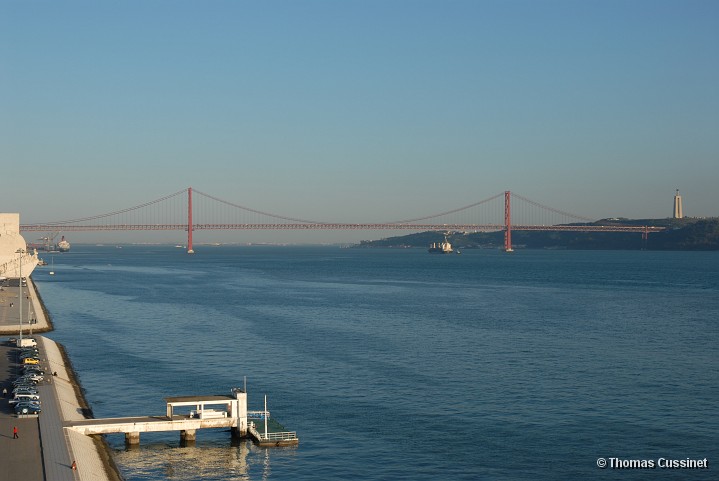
[19, 188, 664, 253]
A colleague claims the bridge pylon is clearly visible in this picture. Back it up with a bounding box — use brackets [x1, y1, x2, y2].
[504, 191, 513, 252]
[187, 187, 194, 254]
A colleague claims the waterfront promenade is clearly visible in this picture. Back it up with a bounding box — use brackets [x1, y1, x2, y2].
[0, 276, 51, 335]
[0, 276, 117, 481]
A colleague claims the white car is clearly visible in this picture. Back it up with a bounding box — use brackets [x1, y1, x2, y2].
[9, 393, 40, 403]
[19, 373, 44, 382]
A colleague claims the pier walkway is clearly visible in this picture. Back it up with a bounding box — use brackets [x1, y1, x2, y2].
[66, 391, 298, 447]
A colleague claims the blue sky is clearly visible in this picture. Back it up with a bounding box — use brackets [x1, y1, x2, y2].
[2, 0, 717, 243]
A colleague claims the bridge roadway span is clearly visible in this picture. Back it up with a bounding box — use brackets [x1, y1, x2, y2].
[19, 222, 665, 232]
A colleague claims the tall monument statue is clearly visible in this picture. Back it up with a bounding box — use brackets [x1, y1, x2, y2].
[672, 189, 683, 219]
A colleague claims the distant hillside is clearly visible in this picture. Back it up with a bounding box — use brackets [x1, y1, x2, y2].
[354, 218, 719, 251]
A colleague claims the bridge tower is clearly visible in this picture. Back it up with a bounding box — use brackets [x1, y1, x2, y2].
[187, 187, 195, 254]
[504, 191, 513, 252]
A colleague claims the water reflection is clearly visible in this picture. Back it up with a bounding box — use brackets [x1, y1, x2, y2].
[113, 438, 297, 481]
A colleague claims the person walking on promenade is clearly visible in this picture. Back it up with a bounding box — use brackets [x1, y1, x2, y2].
[13, 426, 18, 439]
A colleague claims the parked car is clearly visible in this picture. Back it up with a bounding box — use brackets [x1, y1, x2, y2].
[22, 358, 40, 365]
[19, 372, 43, 382]
[9, 393, 40, 403]
[12, 389, 40, 396]
[10, 386, 39, 396]
[14, 401, 41, 415]
[12, 385, 37, 394]
[16, 337, 37, 347]
[12, 380, 38, 388]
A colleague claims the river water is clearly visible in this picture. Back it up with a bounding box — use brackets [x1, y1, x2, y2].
[32, 246, 718, 480]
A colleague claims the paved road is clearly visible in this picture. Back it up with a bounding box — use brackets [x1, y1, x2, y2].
[0, 341, 45, 481]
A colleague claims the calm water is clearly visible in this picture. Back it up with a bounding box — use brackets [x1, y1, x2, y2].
[32, 246, 717, 480]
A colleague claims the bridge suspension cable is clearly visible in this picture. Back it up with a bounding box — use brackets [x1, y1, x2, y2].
[24, 189, 188, 226]
[510, 192, 595, 223]
[385, 192, 505, 224]
[191, 189, 324, 224]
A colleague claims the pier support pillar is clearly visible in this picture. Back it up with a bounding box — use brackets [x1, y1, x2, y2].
[180, 429, 196, 446]
[231, 388, 248, 438]
[125, 432, 140, 446]
[231, 426, 248, 439]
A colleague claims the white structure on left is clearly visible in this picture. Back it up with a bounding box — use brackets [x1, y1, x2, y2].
[0, 213, 39, 278]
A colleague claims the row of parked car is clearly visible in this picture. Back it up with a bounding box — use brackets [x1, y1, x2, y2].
[10, 341, 44, 415]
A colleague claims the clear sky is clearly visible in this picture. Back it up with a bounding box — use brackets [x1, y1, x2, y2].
[1, 0, 717, 243]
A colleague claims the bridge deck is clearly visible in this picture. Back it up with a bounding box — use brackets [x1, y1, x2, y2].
[68, 414, 237, 435]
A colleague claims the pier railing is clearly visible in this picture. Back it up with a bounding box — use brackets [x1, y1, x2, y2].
[262, 431, 299, 441]
[248, 422, 299, 442]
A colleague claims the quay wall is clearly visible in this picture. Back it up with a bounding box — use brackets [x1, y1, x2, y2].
[29, 277, 54, 333]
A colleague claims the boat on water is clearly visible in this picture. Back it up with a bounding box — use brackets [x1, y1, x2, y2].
[56, 236, 70, 252]
[428, 236, 454, 254]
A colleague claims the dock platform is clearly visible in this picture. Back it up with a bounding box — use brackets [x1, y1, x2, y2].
[66, 389, 298, 447]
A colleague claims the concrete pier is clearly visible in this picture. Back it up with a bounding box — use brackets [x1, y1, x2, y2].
[69, 390, 249, 443]
[124, 432, 140, 446]
[67, 389, 298, 448]
[180, 429, 196, 444]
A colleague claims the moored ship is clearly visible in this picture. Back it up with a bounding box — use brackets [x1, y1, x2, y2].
[428, 236, 453, 254]
[56, 236, 71, 252]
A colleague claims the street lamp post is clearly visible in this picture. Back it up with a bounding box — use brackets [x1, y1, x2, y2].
[28, 294, 33, 337]
[16, 248, 24, 344]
